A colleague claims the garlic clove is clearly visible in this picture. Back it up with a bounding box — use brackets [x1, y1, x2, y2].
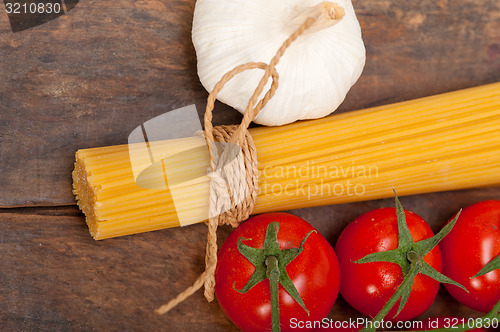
[192, 0, 366, 126]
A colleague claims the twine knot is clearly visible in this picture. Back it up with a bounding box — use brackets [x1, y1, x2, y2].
[202, 125, 259, 301]
[156, 16, 319, 315]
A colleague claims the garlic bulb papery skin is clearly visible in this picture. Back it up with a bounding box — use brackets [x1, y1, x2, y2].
[192, 0, 366, 126]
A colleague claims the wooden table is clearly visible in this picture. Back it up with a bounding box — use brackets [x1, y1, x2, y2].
[1, 0, 499, 330]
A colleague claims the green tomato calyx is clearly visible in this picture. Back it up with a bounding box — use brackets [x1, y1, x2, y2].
[355, 190, 467, 331]
[234, 222, 314, 332]
[472, 254, 500, 279]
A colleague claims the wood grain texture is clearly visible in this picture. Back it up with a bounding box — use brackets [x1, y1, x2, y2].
[0, 0, 243, 207]
[0, 0, 499, 206]
[0, 189, 496, 331]
[0, 1, 499, 330]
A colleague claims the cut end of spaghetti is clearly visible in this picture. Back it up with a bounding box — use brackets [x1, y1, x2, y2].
[72, 152, 100, 240]
[72, 144, 185, 240]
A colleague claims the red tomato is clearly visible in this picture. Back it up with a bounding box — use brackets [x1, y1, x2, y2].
[440, 200, 500, 312]
[335, 208, 442, 321]
[215, 212, 341, 332]
[416, 316, 486, 331]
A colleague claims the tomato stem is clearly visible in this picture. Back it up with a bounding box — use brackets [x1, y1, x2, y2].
[357, 191, 467, 331]
[234, 222, 314, 332]
[407, 250, 421, 263]
[266, 256, 281, 332]
[361, 260, 423, 332]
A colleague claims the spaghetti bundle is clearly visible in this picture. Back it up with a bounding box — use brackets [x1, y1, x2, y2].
[73, 82, 500, 240]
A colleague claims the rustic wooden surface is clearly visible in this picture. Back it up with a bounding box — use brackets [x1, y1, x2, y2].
[0, 0, 499, 331]
[1, 190, 498, 331]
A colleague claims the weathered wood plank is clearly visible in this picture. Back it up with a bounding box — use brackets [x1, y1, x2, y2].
[1, 188, 495, 330]
[0, 0, 499, 207]
[0, 0, 243, 207]
[0, 206, 236, 331]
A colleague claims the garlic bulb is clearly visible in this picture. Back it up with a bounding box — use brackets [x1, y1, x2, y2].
[192, 0, 366, 126]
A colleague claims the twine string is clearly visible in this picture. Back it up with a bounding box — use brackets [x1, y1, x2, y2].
[156, 16, 318, 316]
